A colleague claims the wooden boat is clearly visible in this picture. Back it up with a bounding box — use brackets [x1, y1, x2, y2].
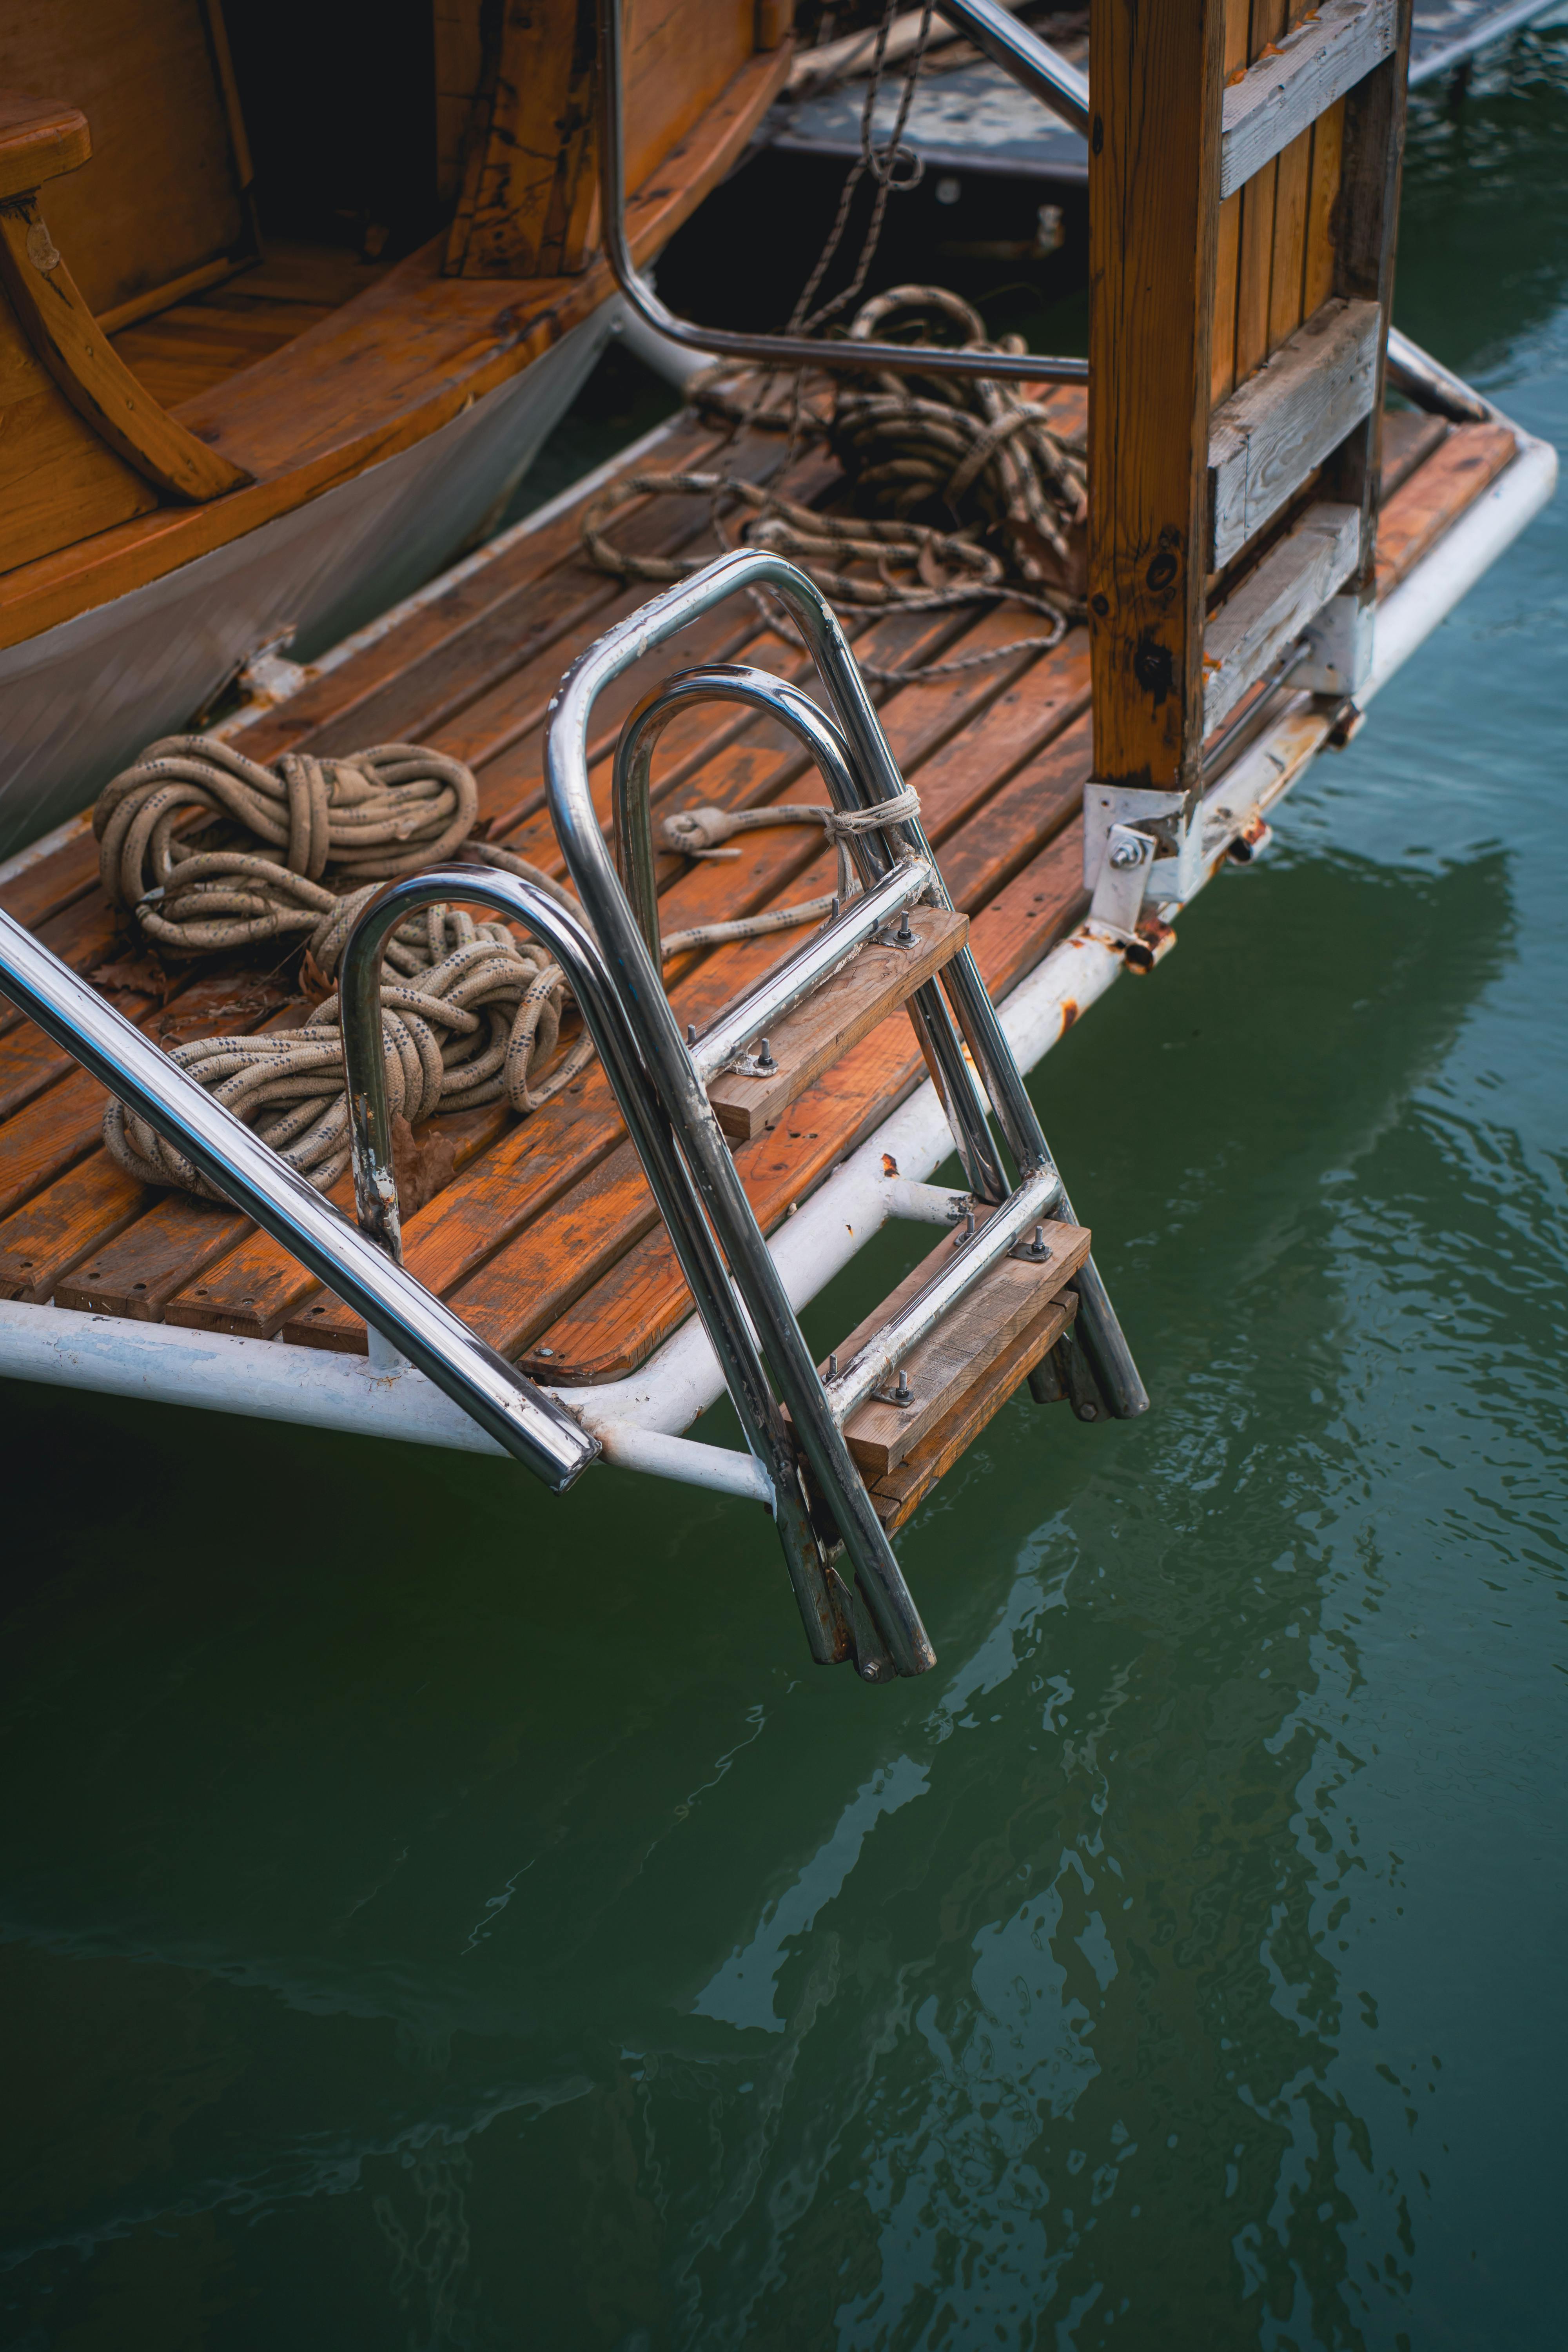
[0, 0, 793, 852]
[0, 0, 1554, 1678]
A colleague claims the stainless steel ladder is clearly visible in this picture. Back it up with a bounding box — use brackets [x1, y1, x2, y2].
[0, 551, 1146, 1684]
[475, 548, 1145, 1677]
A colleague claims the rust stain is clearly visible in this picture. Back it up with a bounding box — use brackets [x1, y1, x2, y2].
[1059, 998, 1080, 1032]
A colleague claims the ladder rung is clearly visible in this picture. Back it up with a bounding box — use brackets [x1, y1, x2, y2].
[1220, 0, 1396, 201]
[1208, 297, 1381, 570]
[707, 904, 968, 1144]
[869, 1287, 1081, 1534]
[826, 1213, 1091, 1476]
[1204, 500, 1360, 733]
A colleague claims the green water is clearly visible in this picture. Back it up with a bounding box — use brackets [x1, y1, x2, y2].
[3, 38, 1566, 2352]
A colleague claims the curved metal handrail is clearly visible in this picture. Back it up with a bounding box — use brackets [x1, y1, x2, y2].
[0, 902, 599, 1495]
[595, 0, 1087, 387]
[338, 862, 857, 1671]
[612, 663, 865, 963]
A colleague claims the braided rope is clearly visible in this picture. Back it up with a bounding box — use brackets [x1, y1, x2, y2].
[94, 735, 925, 1205]
[582, 287, 1084, 684]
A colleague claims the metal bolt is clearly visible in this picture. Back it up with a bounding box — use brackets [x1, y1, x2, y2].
[1076, 1400, 1099, 1422]
[827, 1352, 838, 1379]
[536, 1346, 555, 1357]
[755, 1036, 777, 1073]
[895, 1369, 911, 1405]
[895, 911, 915, 945]
[686, 1022, 697, 1045]
[1033, 1223, 1046, 1254]
[1110, 838, 1145, 869]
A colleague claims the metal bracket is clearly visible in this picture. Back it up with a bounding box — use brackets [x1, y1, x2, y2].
[1293, 594, 1375, 695]
[1088, 822, 1157, 935]
[1083, 783, 1204, 907]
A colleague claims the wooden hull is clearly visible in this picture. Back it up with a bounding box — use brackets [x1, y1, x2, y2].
[0, 300, 612, 857]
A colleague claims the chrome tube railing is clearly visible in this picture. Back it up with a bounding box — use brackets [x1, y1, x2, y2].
[548, 551, 1146, 1674]
[690, 857, 934, 1087]
[611, 657, 1008, 1205]
[931, 0, 1091, 134]
[0, 904, 599, 1494]
[337, 863, 857, 1671]
[823, 1165, 1063, 1423]
[593, 0, 1087, 386]
[612, 664, 865, 964]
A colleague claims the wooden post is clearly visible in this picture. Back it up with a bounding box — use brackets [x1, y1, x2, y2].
[1087, 0, 1228, 821]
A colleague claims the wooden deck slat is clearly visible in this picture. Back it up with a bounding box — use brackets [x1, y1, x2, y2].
[1374, 422, 1518, 593]
[178, 601, 1062, 1341]
[511, 824, 1090, 1383]
[0, 398, 1522, 1408]
[470, 822, 1091, 1374]
[276, 620, 1093, 1352]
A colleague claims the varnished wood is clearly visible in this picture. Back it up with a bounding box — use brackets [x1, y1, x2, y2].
[1302, 98, 1345, 316]
[1207, 294, 1381, 565]
[1219, 0, 1397, 199]
[446, 0, 758, 278]
[1233, 0, 1287, 387]
[0, 198, 252, 501]
[1088, 0, 1227, 799]
[0, 41, 791, 651]
[0, 0, 253, 319]
[1210, 0, 1253, 405]
[706, 905, 968, 1144]
[0, 94, 91, 199]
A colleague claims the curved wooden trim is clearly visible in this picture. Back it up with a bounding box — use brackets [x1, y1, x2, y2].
[0, 97, 91, 203]
[0, 198, 252, 502]
[0, 40, 788, 653]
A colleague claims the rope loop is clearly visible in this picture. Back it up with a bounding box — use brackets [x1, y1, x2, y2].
[582, 284, 1085, 684]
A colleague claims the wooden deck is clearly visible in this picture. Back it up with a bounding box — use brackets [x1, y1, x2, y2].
[0, 392, 1520, 1387]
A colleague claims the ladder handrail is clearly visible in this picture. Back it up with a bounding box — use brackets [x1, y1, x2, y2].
[612, 662, 864, 965]
[0, 902, 600, 1495]
[336, 861, 853, 1670]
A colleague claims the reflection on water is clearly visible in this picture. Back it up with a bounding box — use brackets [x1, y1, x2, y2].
[2, 32, 1566, 2352]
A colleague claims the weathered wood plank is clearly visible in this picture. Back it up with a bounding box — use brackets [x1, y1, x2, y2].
[1208, 295, 1381, 566]
[869, 1290, 1080, 1532]
[835, 1221, 1092, 1476]
[1203, 499, 1360, 731]
[707, 906, 968, 1145]
[1219, 0, 1397, 200]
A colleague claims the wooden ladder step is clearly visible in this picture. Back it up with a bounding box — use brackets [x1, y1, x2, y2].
[869, 1286, 1081, 1535]
[706, 903, 968, 1144]
[824, 1212, 1092, 1478]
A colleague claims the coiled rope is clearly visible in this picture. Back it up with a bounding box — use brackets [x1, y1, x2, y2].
[94, 735, 925, 1202]
[581, 287, 1084, 682]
